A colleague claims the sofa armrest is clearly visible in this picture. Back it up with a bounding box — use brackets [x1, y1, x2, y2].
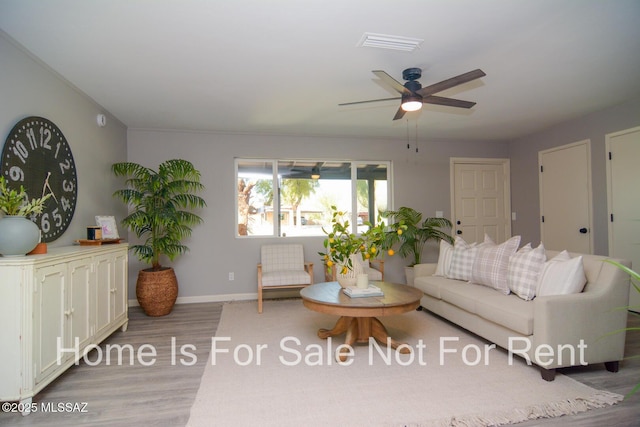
[414, 263, 437, 278]
[532, 275, 630, 368]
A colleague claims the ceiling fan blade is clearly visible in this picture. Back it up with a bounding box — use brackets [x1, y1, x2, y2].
[393, 107, 407, 121]
[422, 95, 476, 109]
[338, 97, 400, 107]
[417, 69, 486, 97]
[372, 70, 412, 95]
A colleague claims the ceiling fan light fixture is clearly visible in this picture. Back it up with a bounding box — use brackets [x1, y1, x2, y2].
[401, 94, 422, 112]
[311, 173, 320, 180]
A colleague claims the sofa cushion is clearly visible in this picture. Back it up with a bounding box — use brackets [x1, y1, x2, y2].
[508, 242, 546, 301]
[536, 250, 587, 297]
[413, 275, 457, 299]
[475, 294, 535, 336]
[440, 282, 499, 314]
[471, 235, 520, 294]
[434, 239, 453, 277]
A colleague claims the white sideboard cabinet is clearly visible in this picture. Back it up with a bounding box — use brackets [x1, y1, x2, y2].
[0, 244, 128, 413]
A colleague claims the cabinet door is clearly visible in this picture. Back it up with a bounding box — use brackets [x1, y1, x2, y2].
[69, 258, 94, 350]
[112, 250, 128, 321]
[33, 264, 66, 384]
[94, 255, 113, 338]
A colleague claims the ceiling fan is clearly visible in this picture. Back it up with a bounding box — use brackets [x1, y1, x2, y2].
[339, 68, 486, 120]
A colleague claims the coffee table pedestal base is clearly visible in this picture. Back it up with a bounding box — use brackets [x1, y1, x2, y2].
[317, 316, 410, 362]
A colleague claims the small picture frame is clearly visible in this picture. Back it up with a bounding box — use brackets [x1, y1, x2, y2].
[95, 215, 120, 239]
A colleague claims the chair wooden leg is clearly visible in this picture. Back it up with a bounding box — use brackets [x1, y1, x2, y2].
[258, 286, 263, 313]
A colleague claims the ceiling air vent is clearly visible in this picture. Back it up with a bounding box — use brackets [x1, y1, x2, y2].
[357, 33, 424, 52]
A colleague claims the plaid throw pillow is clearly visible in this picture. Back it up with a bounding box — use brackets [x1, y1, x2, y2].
[507, 242, 546, 300]
[447, 236, 479, 281]
[471, 235, 521, 294]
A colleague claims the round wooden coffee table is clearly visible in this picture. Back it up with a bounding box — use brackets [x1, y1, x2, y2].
[300, 281, 423, 361]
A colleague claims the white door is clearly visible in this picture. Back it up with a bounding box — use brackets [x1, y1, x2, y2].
[451, 158, 511, 243]
[606, 126, 640, 310]
[539, 140, 593, 253]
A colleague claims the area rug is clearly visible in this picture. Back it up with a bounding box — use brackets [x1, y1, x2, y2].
[187, 299, 622, 427]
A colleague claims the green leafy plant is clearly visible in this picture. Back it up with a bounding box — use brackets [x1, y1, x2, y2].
[604, 259, 640, 397]
[381, 206, 453, 266]
[112, 159, 206, 270]
[0, 176, 51, 216]
[319, 206, 391, 274]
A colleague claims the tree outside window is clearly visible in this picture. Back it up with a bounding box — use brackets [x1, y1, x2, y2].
[236, 159, 389, 237]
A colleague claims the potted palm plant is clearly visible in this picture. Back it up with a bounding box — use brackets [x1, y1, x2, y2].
[0, 176, 51, 256]
[112, 159, 206, 316]
[381, 206, 453, 285]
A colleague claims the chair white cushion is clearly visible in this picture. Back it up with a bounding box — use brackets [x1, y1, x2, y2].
[261, 270, 312, 287]
[261, 244, 305, 273]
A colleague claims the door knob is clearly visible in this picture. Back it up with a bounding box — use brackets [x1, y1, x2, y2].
[579, 227, 588, 234]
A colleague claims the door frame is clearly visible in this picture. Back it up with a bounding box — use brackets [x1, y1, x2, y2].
[606, 125, 640, 254]
[538, 139, 593, 254]
[449, 157, 512, 240]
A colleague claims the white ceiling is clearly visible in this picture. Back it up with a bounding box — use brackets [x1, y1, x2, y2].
[1, 0, 639, 142]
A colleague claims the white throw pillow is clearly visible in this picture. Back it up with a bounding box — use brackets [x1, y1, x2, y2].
[508, 242, 546, 300]
[471, 235, 521, 294]
[536, 250, 587, 297]
[434, 239, 453, 277]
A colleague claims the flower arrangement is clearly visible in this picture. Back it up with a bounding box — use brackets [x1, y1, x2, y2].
[319, 206, 393, 274]
[0, 176, 51, 217]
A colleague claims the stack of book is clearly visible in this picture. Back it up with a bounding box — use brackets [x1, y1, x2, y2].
[342, 284, 384, 298]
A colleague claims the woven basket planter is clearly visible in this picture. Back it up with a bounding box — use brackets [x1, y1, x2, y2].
[136, 267, 178, 317]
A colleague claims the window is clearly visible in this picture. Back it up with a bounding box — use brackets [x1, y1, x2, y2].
[236, 159, 390, 237]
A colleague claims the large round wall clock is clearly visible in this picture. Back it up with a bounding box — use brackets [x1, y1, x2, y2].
[1, 116, 78, 243]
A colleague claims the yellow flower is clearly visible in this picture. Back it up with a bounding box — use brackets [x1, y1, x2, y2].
[365, 252, 371, 259]
[370, 246, 377, 254]
[340, 266, 348, 275]
[397, 229, 403, 235]
[327, 260, 333, 267]
[329, 237, 335, 243]
[388, 249, 395, 256]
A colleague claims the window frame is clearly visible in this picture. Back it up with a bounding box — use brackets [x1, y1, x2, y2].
[235, 158, 392, 238]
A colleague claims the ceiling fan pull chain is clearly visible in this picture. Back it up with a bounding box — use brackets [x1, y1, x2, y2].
[406, 119, 411, 150]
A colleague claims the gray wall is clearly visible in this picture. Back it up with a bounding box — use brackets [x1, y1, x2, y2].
[508, 96, 640, 255]
[126, 130, 508, 300]
[5, 27, 638, 303]
[0, 31, 129, 247]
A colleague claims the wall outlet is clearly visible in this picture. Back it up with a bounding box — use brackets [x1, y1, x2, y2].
[228, 272, 234, 281]
[512, 212, 517, 221]
[435, 211, 443, 218]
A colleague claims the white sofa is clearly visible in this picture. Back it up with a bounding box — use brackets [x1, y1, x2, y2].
[414, 243, 631, 381]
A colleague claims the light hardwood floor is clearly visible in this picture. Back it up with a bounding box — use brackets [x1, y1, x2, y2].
[0, 301, 637, 426]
